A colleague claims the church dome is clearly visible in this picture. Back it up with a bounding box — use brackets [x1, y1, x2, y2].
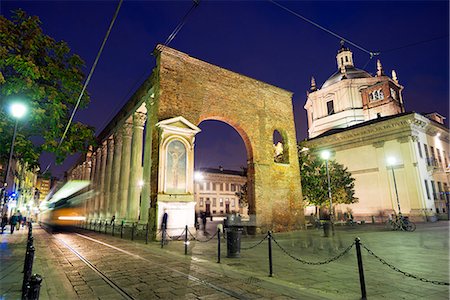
[322, 66, 372, 88]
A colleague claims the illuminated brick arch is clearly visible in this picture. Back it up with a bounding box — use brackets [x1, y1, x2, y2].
[147, 45, 303, 231]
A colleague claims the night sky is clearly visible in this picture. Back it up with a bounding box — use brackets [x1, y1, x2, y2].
[2, 1, 449, 178]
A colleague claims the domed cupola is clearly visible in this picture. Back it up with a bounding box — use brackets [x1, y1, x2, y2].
[322, 41, 372, 88]
[336, 40, 354, 70]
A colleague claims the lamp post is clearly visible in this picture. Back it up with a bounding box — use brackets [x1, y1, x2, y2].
[387, 157, 402, 216]
[2, 102, 27, 213]
[321, 150, 334, 233]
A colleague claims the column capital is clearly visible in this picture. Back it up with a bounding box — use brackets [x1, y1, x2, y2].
[133, 112, 147, 128]
[123, 122, 133, 138]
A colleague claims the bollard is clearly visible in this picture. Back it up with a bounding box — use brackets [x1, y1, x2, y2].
[184, 225, 188, 255]
[217, 228, 221, 263]
[112, 222, 115, 237]
[131, 223, 135, 241]
[26, 274, 42, 300]
[145, 223, 149, 244]
[355, 238, 367, 300]
[22, 245, 35, 298]
[268, 231, 273, 277]
[120, 221, 124, 239]
[23, 237, 34, 275]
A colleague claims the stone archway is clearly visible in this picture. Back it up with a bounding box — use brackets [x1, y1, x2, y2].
[145, 45, 303, 233]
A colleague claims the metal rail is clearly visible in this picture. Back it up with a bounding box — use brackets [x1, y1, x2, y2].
[53, 235, 135, 300]
[74, 232, 247, 299]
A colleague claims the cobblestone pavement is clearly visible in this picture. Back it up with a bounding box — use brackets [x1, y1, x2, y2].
[1, 222, 449, 299]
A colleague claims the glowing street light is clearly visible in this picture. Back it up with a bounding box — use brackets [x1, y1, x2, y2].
[387, 156, 402, 215]
[321, 150, 334, 233]
[2, 101, 28, 213]
[194, 172, 204, 181]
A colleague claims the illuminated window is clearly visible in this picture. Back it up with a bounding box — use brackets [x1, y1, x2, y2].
[212, 198, 216, 206]
[219, 198, 223, 207]
[200, 198, 204, 206]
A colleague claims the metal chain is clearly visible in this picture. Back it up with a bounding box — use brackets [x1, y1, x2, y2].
[272, 237, 355, 265]
[164, 228, 186, 241]
[362, 244, 449, 286]
[187, 229, 218, 242]
[241, 234, 269, 250]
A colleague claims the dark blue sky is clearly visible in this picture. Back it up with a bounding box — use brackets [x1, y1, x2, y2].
[2, 1, 449, 177]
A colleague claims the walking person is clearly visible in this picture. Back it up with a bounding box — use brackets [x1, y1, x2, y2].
[161, 209, 168, 245]
[16, 211, 23, 231]
[110, 215, 115, 225]
[201, 212, 207, 233]
[10, 214, 18, 234]
[1, 213, 8, 234]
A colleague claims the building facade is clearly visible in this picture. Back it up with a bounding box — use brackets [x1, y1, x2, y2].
[303, 43, 449, 222]
[194, 168, 247, 217]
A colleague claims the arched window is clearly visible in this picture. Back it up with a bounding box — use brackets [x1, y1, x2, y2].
[273, 130, 289, 164]
[390, 88, 397, 100]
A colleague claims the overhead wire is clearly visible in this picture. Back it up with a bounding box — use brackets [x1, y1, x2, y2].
[268, 0, 379, 58]
[381, 35, 448, 53]
[164, 0, 200, 45]
[43, 0, 123, 175]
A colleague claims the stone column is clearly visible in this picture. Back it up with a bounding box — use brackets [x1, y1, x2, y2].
[104, 136, 114, 219]
[140, 101, 152, 223]
[110, 131, 123, 218]
[118, 121, 133, 219]
[127, 112, 146, 221]
[89, 152, 97, 219]
[99, 140, 108, 219]
[94, 147, 102, 219]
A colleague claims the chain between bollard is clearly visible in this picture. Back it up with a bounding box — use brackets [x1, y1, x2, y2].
[240, 233, 269, 250]
[271, 236, 355, 265]
[361, 243, 450, 286]
[187, 228, 218, 242]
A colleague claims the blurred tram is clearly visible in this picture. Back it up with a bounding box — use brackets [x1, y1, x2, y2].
[39, 180, 93, 230]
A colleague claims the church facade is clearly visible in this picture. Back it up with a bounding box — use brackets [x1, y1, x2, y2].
[303, 43, 449, 222]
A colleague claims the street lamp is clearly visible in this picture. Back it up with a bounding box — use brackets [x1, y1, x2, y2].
[387, 157, 402, 216]
[2, 102, 27, 212]
[321, 150, 334, 232]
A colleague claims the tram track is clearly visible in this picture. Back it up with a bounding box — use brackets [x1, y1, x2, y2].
[52, 231, 248, 299]
[54, 235, 135, 300]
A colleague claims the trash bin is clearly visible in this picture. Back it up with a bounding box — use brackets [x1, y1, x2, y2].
[323, 221, 331, 237]
[226, 226, 243, 258]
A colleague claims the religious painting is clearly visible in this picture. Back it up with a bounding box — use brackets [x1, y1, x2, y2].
[165, 139, 187, 194]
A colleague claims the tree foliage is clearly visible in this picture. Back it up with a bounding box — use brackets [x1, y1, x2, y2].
[298, 146, 358, 208]
[0, 10, 95, 169]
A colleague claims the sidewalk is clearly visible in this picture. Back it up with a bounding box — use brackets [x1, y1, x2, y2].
[0, 224, 78, 300]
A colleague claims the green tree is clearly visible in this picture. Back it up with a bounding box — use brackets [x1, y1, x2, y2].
[298, 146, 358, 209]
[0, 10, 95, 169]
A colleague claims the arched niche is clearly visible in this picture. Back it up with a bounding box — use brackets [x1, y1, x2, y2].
[273, 129, 290, 164]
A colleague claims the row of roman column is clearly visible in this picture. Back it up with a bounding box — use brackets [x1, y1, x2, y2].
[71, 104, 150, 223]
